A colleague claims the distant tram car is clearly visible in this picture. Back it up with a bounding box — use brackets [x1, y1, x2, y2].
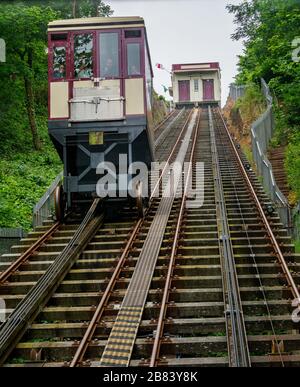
[170, 62, 221, 108]
[47, 17, 154, 217]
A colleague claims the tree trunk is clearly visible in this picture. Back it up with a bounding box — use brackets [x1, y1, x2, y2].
[92, 0, 100, 17]
[24, 76, 41, 151]
[72, 0, 77, 18]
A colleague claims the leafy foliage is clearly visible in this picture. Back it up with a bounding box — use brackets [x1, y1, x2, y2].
[5, 1, 113, 19]
[227, 0, 300, 199]
[228, 0, 300, 121]
[152, 91, 169, 127]
[285, 132, 300, 202]
[235, 83, 266, 122]
[0, 120, 62, 230]
[0, 5, 58, 149]
[0, 1, 112, 230]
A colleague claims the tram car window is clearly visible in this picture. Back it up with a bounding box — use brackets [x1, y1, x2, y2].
[127, 43, 141, 76]
[100, 32, 119, 78]
[53, 47, 66, 79]
[74, 33, 94, 79]
[47, 17, 155, 216]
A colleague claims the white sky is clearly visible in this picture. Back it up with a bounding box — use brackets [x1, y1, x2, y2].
[105, 0, 244, 106]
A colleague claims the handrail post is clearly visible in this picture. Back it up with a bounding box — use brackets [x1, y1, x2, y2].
[32, 171, 63, 227]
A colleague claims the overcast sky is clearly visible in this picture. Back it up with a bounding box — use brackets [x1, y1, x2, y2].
[105, 0, 244, 106]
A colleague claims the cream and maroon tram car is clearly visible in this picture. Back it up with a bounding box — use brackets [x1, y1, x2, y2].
[47, 17, 154, 215]
[171, 62, 221, 108]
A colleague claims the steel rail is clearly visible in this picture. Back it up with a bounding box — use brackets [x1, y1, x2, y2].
[153, 109, 177, 133]
[149, 109, 201, 367]
[212, 108, 285, 366]
[99, 109, 199, 366]
[151, 109, 193, 201]
[0, 222, 60, 284]
[154, 108, 185, 148]
[0, 199, 103, 365]
[69, 219, 142, 367]
[217, 107, 300, 303]
[209, 106, 251, 367]
[211, 109, 234, 365]
[69, 109, 195, 367]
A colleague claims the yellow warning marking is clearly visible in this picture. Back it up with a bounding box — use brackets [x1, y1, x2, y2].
[108, 339, 132, 345]
[118, 316, 140, 321]
[117, 317, 139, 321]
[106, 345, 132, 351]
[113, 321, 136, 327]
[117, 318, 139, 323]
[105, 347, 131, 355]
[100, 305, 144, 366]
[101, 354, 129, 361]
[107, 338, 133, 345]
[103, 358, 127, 366]
[111, 333, 135, 338]
[121, 312, 140, 315]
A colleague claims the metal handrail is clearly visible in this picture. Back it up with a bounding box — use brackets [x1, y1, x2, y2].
[250, 79, 291, 229]
[219, 107, 300, 304]
[32, 172, 63, 227]
[229, 83, 246, 101]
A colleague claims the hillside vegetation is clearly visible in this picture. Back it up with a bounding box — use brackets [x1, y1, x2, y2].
[0, 1, 168, 231]
[153, 91, 169, 127]
[0, 1, 115, 231]
[223, 84, 266, 168]
[227, 0, 300, 201]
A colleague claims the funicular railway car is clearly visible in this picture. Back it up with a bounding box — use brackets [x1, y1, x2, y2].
[47, 17, 154, 217]
[171, 62, 221, 107]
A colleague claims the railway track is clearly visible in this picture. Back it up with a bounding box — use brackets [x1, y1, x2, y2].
[0, 222, 61, 286]
[0, 108, 193, 366]
[1, 107, 300, 367]
[153, 109, 177, 139]
[154, 108, 185, 148]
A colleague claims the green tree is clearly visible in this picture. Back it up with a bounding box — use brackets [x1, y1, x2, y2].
[227, 0, 300, 130]
[227, 0, 300, 86]
[0, 1, 113, 151]
[0, 1, 114, 228]
[0, 5, 58, 150]
[6, 1, 113, 18]
[227, 0, 300, 198]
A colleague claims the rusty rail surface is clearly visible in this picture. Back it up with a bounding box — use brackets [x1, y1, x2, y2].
[150, 110, 201, 366]
[69, 219, 142, 367]
[210, 107, 250, 367]
[151, 109, 194, 201]
[69, 110, 195, 367]
[3, 107, 299, 367]
[217, 107, 300, 303]
[0, 199, 103, 365]
[0, 222, 60, 285]
[153, 109, 176, 133]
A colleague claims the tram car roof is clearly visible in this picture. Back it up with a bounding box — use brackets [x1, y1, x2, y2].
[48, 16, 145, 31]
[172, 62, 221, 74]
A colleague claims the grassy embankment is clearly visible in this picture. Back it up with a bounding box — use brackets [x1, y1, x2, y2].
[223, 84, 300, 252]
[0, 80, 62, 231]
